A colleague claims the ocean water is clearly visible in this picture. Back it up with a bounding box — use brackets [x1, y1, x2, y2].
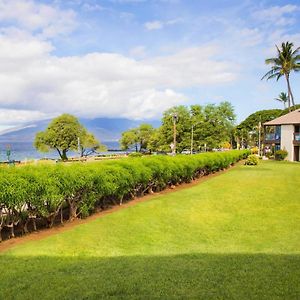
[0, 141, 121, 162]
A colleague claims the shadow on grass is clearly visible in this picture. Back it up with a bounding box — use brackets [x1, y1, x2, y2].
[0, 253, 299, 299]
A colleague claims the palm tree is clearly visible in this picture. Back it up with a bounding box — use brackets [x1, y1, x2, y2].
[275, 92, 288, 109]
[262, 42, 300, 111]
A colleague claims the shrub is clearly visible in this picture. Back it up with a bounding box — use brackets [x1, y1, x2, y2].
[0, 150, 250, 242]
[251, 147, 258, 154]
[275, 149, 288, 161]
[128, 152, 143, 158]
[244, 154, 259, 165]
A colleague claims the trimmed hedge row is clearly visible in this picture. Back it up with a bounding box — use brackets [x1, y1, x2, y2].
[0, 150, 249, 242]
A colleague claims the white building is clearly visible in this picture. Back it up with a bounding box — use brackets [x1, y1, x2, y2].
[264, 109, 300, 162]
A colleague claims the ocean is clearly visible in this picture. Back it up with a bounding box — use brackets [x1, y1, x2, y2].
[0, 141, 121, 162]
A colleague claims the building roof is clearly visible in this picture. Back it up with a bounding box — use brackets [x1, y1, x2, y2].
[264, 109, 300, 126]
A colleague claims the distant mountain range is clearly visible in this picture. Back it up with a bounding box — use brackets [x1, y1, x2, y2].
[0, 118, 160, 148]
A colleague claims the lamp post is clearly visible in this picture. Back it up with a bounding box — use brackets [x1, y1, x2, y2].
[172, 113, 178, 155]
[77, 137, 81, 158]
[6, 144, 11, 162]
[258, 121, 261, 156]
[190, 124, 194, 155]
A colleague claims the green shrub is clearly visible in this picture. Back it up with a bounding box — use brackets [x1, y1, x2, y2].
[275, 149, 288, 161]
[244, 154, 259, 165]
[128, 152, 143, 157]
[0, 150, 249, 242]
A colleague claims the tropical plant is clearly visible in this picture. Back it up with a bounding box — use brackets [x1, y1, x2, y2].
[262, 42, 300, 111]
[275, 149, 288, 161]
[244, 154, 259, 165]
[275, 92, 288, 109]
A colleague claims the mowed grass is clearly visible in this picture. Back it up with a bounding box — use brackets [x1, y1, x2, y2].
[0, 161, 299, 299]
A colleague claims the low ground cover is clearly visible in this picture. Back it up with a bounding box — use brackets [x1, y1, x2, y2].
[0, 160, 299, 299]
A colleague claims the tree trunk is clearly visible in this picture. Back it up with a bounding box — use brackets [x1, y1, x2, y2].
[286, 74, 295, 110]
[56, 148, 63, 159]
[7, 223, 15, 238]
[60, 207, 64, 224]
[32, 217, 37, 231]
[62, 149, 68, 161]
[68, 199, 77, 221]
[23, 219, 29, 234]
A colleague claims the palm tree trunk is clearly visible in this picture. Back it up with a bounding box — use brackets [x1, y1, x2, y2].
[286, 74, 295, 110]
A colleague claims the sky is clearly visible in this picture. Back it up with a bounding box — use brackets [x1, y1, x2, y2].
[0, 0, 300, 131]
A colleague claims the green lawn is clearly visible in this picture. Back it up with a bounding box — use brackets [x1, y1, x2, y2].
[0, 160, 299, 299]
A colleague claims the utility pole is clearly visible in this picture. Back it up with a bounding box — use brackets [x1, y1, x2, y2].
[190, 124, 194, 155]
[172, 113, 178, 155]
[258, 117, 262, 156]
[78, 137, 81, 158]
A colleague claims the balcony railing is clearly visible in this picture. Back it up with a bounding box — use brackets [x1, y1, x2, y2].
[265, 133, 280, 141]
[294, 132, 300, 142]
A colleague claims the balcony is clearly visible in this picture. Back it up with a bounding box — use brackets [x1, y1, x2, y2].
[265, 133, 280, 144]
[294, 133, 300, 144]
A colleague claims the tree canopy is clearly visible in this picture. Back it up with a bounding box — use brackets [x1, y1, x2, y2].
[262, 41, 300, 111]
[120, 102, 236, 153]
[120, 124, 154, 152]
[34, 114, 105, 160]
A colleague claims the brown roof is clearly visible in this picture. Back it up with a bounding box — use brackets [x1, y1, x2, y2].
[264, 109, 300, 126]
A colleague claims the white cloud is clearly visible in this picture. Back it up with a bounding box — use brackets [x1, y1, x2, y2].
[0, 32, 236, 123]
[0, 109, 52, 126]
[129, 45, 147, 58]
[235, 28, 264, 47]
[145, 20, 163, 30]
[0, 0, 76, 38]
[253, 4, 299, 27]
[82, 3, 104, 12]
[144, 18, 182, 30]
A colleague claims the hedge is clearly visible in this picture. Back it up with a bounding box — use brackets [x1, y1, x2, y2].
[0, 150, 249, 242]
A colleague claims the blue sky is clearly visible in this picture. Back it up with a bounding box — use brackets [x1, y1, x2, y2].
[0, 0, 299, 130]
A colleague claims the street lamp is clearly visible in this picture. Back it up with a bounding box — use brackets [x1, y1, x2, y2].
[191, 124, 194, 155]
[171, 113, 178, 155]
[6, 144, 11, 162]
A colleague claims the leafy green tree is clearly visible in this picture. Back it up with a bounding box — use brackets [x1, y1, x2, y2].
[236, 109, 283, 147]
[34, 114, 98, 160]
[148, 128, 163, 152]
[120, 129, 139, 152]
[150, 102, 235, 153]
[138, 124, 154, 151]
[80, 130, 107, 157]
[262, 42, 300, 111]
[159, 106, 192, 153]
[275, 92, 288, 109]
[120, 124, 154, 152]
[192, 102, 235, 150]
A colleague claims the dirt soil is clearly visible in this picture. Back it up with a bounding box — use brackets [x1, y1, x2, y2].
[0, 163, 239, 253]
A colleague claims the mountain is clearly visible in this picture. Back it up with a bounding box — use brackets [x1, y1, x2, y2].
[0, 117, 160, 148]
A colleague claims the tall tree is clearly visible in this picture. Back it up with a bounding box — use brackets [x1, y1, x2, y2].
[194, 102, 235, 150]
[34, 114, 101, 160]
[236, 109, 283, 148]
[262, 42, 300, 111]
[159, 106, 192, 153]
[275, 92, 288, 109]
[120, 124, 154, 152]
[120, 129, 139, 152]
[80, 130, 107, 157]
